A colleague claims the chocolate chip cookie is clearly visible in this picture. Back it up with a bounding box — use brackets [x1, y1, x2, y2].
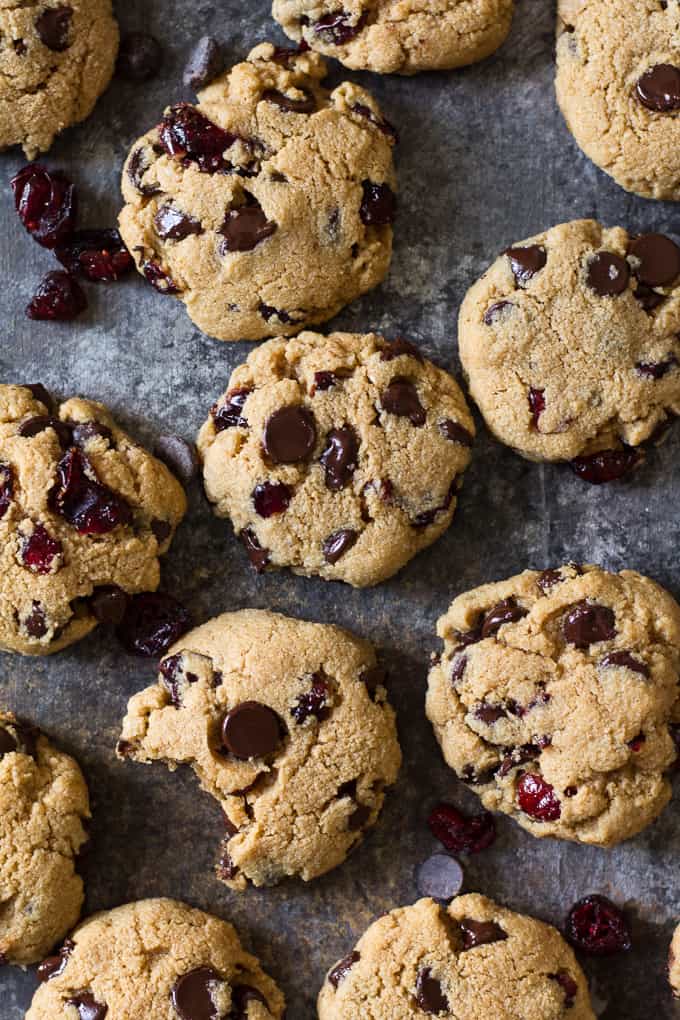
[0, 711, 90, 967]
[669, 924, 680, 997]
[26, 898, 285, 1019]
[272, 0, 514, 75]
[318, 894, 595, 1018]
[117, 609, 401, 890]
[0, 1, 118, 159]
[426, 564, 680, 847]
[556, 0, 680, 199]
[459, 219, 680, 483]
[198, 331, 474, 586]
[0, 384, 186, 655]
[119, 42, 397, 342]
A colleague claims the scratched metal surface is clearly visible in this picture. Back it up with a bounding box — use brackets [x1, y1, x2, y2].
[1, 1, 679, 1016]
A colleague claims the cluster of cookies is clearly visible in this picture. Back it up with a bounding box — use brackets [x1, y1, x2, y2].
[3, 0, 680, 1017]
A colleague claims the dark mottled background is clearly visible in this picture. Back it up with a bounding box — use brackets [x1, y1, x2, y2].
[1, 1, 679, 1016]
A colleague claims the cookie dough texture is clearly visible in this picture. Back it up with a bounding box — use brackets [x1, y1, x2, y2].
[459, 219, 680, 465]
[118, 610, 401, 890]
[0, 712, 90, 967]
[0, 384, 186, 655]
[669, 924, 680, 997]
[0, 0, 118, 159]
[198, 331, 474, 587]
[556, 0, 680, 199]
[119, 42, 396, 343]
[318, 895, 595, 1019]
[25, 898, 285, 1019]
[272, 0, 514, 75]
[426, 564, 680, 847]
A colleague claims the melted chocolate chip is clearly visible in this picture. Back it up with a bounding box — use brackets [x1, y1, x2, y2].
[65, 992, 108, 1020]
[263, 406, 317, 463]
[231, 985, 268, 1017]
[483, 300, 513, 325]
[381, 378, 425, 426]
[600, 650, 649, 678]
[634, 282, 665, 312]
[171, 967, 222, 1020]
[328, 951, 360, 988]
[221, 701, 283, 759]
[352, 103, 398, 142]
[154, 204, 203, 241]
[636, 64, 680, 111]
[415, 968, 448, 1014]
[37, 940, 74, 982]
[313, 11, 368, 44]
[35, 5, 72, 51]
[459, 918, 507, 950]
[360, 180, 396, 226]
[320, 425, 359, 490]
[263, 87, 316, 114]
[439, 419, 473, 447]
[18, 415, 72, 446]
[563, 601, 616, 648]
[629, 233, 680, 286]
[506, 245, 546, 285]
[481, 598, 527, 638]
[323, 528, 358, 564]
[212, 388, 251, 431]
[239, 528, 270, 573]
[220, 202, 276, 253]
[380, 337, 424, 363]
[127, 146, 160, 197]
[586, 251, 630, 296]
[636, 355, 678, 379]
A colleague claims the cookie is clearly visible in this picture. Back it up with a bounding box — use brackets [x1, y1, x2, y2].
[117, 609, 401, 890]
[0, 711, 90, 967]
[556, 0, 680, 200]
[458, 219, 680, 482]
[0, 384, 186, 655]
[26, 898, 285, 1018]
[0, 0, 118, 160]
[426, 564, 680, 847]
[197, 331, 474, 587]
[118, 42, 396, 343]
[272, 0, 514, 75]
[669, 924, 680, 997]
[318, 894, 595, 1018]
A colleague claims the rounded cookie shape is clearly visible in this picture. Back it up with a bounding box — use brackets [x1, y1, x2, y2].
[0, 0, 118, 159]
[459, 220, 680, 481]
[0, 711, 90, 966]
[117, 610, 401, 889]
[669, 924, 680, 997]
[0, 384, 187, 655]
[197, 331, 474, 587]
[272, 0, 514, 75]
[426, 564, 680, 847]
[118, 42, 397, 342]
[25, 898, 285, 1019]
[556, 0, 680, 200]
[318, 895, 596, 1019]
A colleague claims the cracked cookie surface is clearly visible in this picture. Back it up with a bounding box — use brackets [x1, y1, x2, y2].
[117, 610, 401, 890]
[0, 384, 186, 655]
[26, 898, 285, 1019]
[197, 331, 474, 587]
[0, 0, 118, 159]
[272, 0, 514, 75]
[458, 220, 680, 479]
[318, 894, 595, 1019]
[426, 564, 680, 847]
[118, 42, 396, 343]
[0, 711, 90, 967]
[556, 0, 680, 200]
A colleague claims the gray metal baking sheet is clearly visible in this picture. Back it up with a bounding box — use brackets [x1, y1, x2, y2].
[1, 1, 679, 1016]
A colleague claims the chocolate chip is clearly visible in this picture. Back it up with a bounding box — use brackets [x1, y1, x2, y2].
[71, 422, 113, 448]
[381, 378, 425, 426]
[212, 388, 251, 431]
[221, 701, 283, 759]
[360, 180, 396, 226]
[438, 419, 473, 447]
[586, 251, 630, 296]
[481, 598, 527, 638]
[629, 233, 680, 287]
[259, 303, 296, 324]
[37, 940, 74, 982]
[415, 968, 448, 1014]
[24, 601, 47, 638]
[23, 383, 52, 408]
[328, 951, 360, 988]
[474, 702, 506, 724]
[151, 519, 172, 544]
[154, 434, 198, 487]
[459, 918, 507, 950]
[352, 103, 398, 142]
[65, 992, 107, 1020]
[506, 245, 546, 285]
[127, 146, 160, 197]
[360, 664, 386, 699]
[0, 727, 18, 757]
[231, 985, 268, 1017]
[450, 654, 467, 685]
[183, 35, 223, 90]
[18, 415, 72, 446]
[220, 202, 277, 253]
[263, 406, 317, 463]
[348, 803, 371, 829]
[380, 337, 424, 363]
[239, 528, 270, 573]
[323, 528, 358, 564]
[600, 650, 649, 678]
[636, 355, 678, 379]
[537, 568, 564, 592]
[483, 300, 513, 325]
[172, 967, 222, 1020]
[154, 204, 203, 241]
[313, 10, 368, 44]
[312, 370, 337, 393]
[263, 87, 316, 114]
[416, 853, 464, 902]
[636, 64, 680, 111]
[563, 601, 616, 647]
[91, 586, 128, 625]
[291, 674, 330, 724]
[35, 5, 72, 51]
[634, 282, 665, 312]
[320, 425, 359, 490]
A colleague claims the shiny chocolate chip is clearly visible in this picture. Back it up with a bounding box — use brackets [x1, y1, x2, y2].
[381, 378, 425, 426]
[35, 5, 72, 51]
[263, 87, 316, 114]
[263, 406, 316, 464]
[629, 233, 680, 287]
[563, 601, 616, 647]
[65, 992, 107, 1020]
[380, 337, 424, 363]
[481, 598, 527, 638]
[37, 940, 74, 982]
[220, 202, 276, 253]
[154, 204, 203, 241]
[483, 300, 513, 325]
[359, 181, 396, 226]
[439, 419, 473, 447]
[459, 918, 507, 950]
[586, 251, 630, 296]
[239, 528, 270, 573]
[328, 951, 359, 988]
[600, 650, 649, 678]
[415, 968, 448, 1014]
[319, 425, 358, 490]
[505, 245, 546, 286]
[221, 701, 283, 759]
[18, 415, 72, 446]
[171, 966, 222, 1020]
[323, 528, 358, 564]
[636, 64, 680, 111]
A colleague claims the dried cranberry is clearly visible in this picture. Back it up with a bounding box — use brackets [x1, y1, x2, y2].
[26, 271, 87, 321]
[570, 446, 641, 484]
[142, 260, 180, 294]
[0, 463, 13, 519]
[20, 523, 62, 574]
[550, 971, 578, 1008]
[159, 103, 237, 173]
[11, 164, 76, 248]
[528, 388, 545, 427]
[212, 388, 251, 431]
[55, 229, 133, 282]
[313, 11, 368, 44]
[49, 446, 132, 534]
[516, 773, 561, 821]
[291, 674, 330, 724]
[117, 592, 191, 657]
[360, 180, 396, 226]
[428, 802, 496, 854]
[252, 481, 291, 517]
[117, 32, 163, 81]
[565, 895, 632, 956]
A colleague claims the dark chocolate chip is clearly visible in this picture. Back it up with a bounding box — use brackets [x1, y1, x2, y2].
[220, 202, 277, 253]
[483, 300, 513, 325]
[328, 951, 360, 988]
[171, 966, 222, 1020]
[154, 434, 199, 487]
[18, 415, 72, 446]
[634, 282, 665, 312]
[450, 654, 467, 685]
[154, 204, 203, 241]
[600, 650, 649, 678]
[291, 674, 330, 724]
[629, 233, 680, 286]
[221, 701, 283, 759]
[636, 64, 680, 111]
[262, 87, 316, 114]
[231, 985, 268, 1017]
[505, 245, 546, 285]
[239, 528, 270, 573]
[636, 355, 678, 379]
[563, 601, 616, 648]
[481, 598, 527, 638]
[183, 36, 223, 90]
[212, 388, 251, 431]
[416, 853, 464, 902]
[65, 992, 108, 1020]
[381, 378, 426, 426]
[323, 528, 358, 564]
[415, 968, 448, 1014]
[380, 337, 424, 363]
[90, 586, 128, 625]
[37, 940, 74, 982]
[586, 252, 630, 296]
[35, 5, 72, 51]
[352, 102, 398, 142]
[71, 422, 113, 448]
[23, 383, 53, 408]
[438, 419, 473, 447]
[319, 425, 359, 490]
[459, 917, 507, 950]
[263, 406, 317, 463]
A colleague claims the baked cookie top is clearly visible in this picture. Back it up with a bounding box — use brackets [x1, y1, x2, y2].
[318, 895, 595, 1019]
[458, 220, 680, 480]
[0, 711, 90, 967]
[0, 384, 186, 655]
[0, 0, 118, 159]
[426, 564, 680, 847]
[118, 609, 401, 890]
[556, 0, 680, 200]
[198, 331, 474, 587]
[119, 42, 397, 343]
[272, 0, 514, 75]
[26, 898, 285, 1019]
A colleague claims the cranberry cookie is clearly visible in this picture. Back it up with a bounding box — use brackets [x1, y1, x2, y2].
[26, 898, 285, 1019]
[459, 219, 680, 482]
[318, 895, 595, 1019]
[272, 0, 514, 75]
[198, 331, 474, 587]
[117, 610, 401, 890]
[0, 711, 90, 967]
[0, 384, 186, 655]
[0, 0, 118, 159]
[556, 0, 680, 200]
[119, 42, 396, 342]
[426, 564, 680, 847]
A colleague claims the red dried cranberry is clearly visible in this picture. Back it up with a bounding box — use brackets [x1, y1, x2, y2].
[516, 773, 561, 821]
[11, 164, 76, 248]
[26, 271, 87, 321]
[313, 11, 368, 44]
[565, 895, 632, 956]
[252, 481, 291, 517]
[528, 387, 545, 427]
[142, 260, 180, 294]
[117, 592, 191, 657]
[0, 463, 13, 519]
[428, 802, 496, 854]
[550, 971, 578, 1008]
[55, 229, 133, 282]
[49, 447, 132, 534]
[360, 180, 396, 226]
[21, 523, 62, 574]
[291, 674, 330, 724]
[570, 446, 641, 484]
[159, 103, 237, 173]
